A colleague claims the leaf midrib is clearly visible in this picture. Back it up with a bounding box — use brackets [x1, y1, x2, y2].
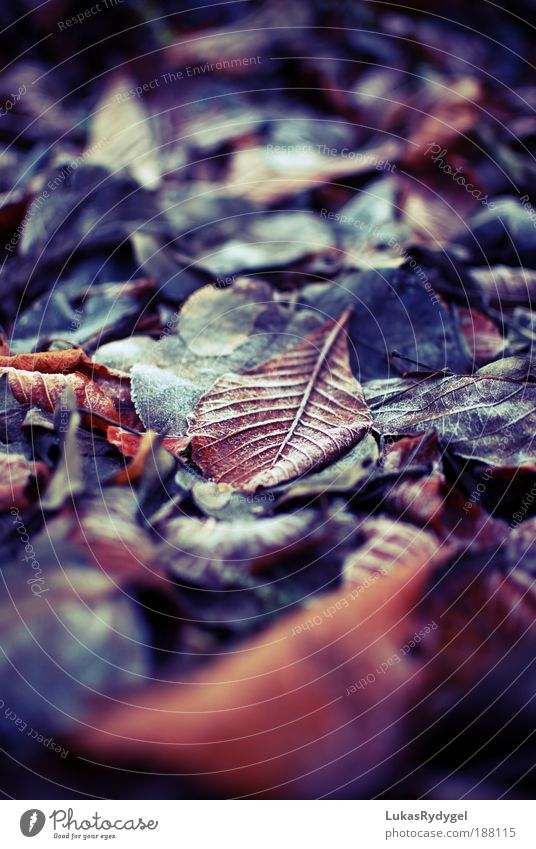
[271, 308, 352, 466]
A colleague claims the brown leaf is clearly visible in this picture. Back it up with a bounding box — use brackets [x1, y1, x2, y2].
[456, 306, 506, 366]
[72, 558, 427, 798]
[344, 517, 453, 586]
[380, 433, 508, 550]
[113, 430, 161, 485]
[0, 367, 120, 425]
[0, 453, 49, 510]
[0, 348, 125, 380]
[106, 426, 189, 460]
[470, 265, 536, 307]
[0, 348, 137, 430]
[189, 309, 373, 492]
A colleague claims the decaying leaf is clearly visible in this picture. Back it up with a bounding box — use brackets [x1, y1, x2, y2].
[0, 452, 49, 511]
[275, 431, 379, 502]
[72, 558, 428, 798]
[300, 268, 470, 380]
[0, 367, 121, 425]
[377, 432, 509, 549]
[469, 265, 536, 308]
[371, 373, 536, 467]
[455, 307, 506, 367]
[159, 510, 323, 588]
[0, 348, 136, 430]
[189, 309, 373, 491]
[106, 426, 188, 460]
[3, 0, 536, 801]
[343, 517, 453, 585]
[87, 78, 161, 189]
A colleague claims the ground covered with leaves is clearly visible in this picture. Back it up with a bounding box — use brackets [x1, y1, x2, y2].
[0, 0, 536, 799]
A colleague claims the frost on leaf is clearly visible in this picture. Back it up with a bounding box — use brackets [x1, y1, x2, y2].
[188, 309, 373, 491]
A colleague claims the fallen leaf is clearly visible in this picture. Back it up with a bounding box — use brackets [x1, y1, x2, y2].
[469, 265, 536, 307]
[377, 432, 509, 549]
[106, 426, 189, 460]
[455, 306, 506, 367]
[0, 348, 136, 430]
[189, 213, 336, 279]
[0, 347, 124, 379]
[72, 556, 428, 798]
[114, 430, 162, 485]
[159, 510, 323, 588]
[0, 367, 120, 425]
[371, 373, 536, 467]
[221, 142, 400, 205]
[300, 268, 470, 380]
[189, 309, 373, 491]
[0, 453, 49, 511]
[344, 517, 453, 585]
[177, 280, 275, 357]
[87, 78, 161, 189]
[275, 431, 379, 502]
[457, 199, 536, 267]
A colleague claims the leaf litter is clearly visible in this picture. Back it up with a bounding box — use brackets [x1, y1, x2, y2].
[0, 0, 535, 801]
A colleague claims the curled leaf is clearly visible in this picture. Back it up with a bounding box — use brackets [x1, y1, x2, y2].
[106, 426, 189, 460]
[72, 561, 427, 798]
[0, 453, 49, 511]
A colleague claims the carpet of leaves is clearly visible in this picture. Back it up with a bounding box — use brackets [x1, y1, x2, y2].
[0, 0, 535, 799]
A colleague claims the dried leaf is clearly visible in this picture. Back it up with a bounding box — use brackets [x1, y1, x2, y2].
[378, 432, 509, 549]
[0, 453, 49, 511]
[177, 281, 274, 357]
[0, 348, 135, 429]
[344, 517, 453, 585]
[276, 431, 379, 502]
[87, 78, 161, 189]
[189, 309, 373, 491]
[221, 142, 399, 205]
[106, 426, 189, 460]
[371, 373, 536, 467]
[455, 306, 506, 366]
[458, 199, 536, 267]
[190, 213, 336, 279]
[0, 367, 120, 425]
[72, 559, 427, 798]
[159, 510, 322, 588]
[300, 269, 470, 380]
[0, 348, 124, 379]
[469, 265, 536, 307]
[114, 430, 161, 485]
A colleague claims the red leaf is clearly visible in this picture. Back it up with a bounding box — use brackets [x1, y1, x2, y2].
[106, 426, 189, 459]
[189, 309, 373, 491]
[456, 306, 506, 367]
[1, 367, 120, 424]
